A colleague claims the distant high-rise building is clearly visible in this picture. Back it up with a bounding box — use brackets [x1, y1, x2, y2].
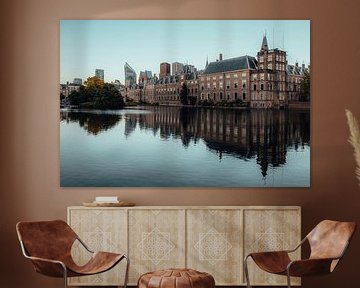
[124, 62, 136, 87]
[172, 62, 184, 75]
[184, 64, 196, 74]
[159, 62, 170, 79]
[73, 78, 82, 85]
[95, 69, 104, 81]
[139, 70, 153, 84]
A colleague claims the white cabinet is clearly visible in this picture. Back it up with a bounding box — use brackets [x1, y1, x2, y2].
[68, 206, 300, 286]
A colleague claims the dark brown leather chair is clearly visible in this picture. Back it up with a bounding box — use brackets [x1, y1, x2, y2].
[16, 220, 129, 288]
[244, 220, 356, 288]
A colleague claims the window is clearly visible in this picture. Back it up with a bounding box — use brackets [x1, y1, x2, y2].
[235, 92, 238, 100]
[201, 86, 204, 91]
[234, 82, 238, 89]
[254, 84, 257, 91]
[226, 81, 230, 89]
[243, 93, 246, 100]
[227, 93, 230, 100]
[213, 92, 216, 98]
[220, 92, 223, 99]
[261, 84, 264, 90]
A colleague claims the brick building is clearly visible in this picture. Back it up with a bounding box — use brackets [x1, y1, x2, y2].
[159, 62, 170, 79]
[199, 55, 257, 105]
[125, 35, 309, 108]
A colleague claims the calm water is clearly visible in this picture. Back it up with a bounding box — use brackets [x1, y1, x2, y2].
[60, 107, 310, 187]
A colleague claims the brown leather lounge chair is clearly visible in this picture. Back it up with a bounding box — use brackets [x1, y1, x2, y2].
[244, 220, 356, 288]
[16, 220, 129, 288]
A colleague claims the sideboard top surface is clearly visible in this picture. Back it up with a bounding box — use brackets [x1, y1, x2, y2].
[68, 205, 301, 210]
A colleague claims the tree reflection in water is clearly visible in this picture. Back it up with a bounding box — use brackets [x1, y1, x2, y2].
[60, 110, 121, 136]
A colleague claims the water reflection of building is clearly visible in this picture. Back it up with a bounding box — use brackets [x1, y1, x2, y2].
[123, 108, 309, 176]
[61, 107, 309, 177]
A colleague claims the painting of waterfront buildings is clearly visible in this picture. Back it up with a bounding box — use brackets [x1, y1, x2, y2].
[60, 20, 310, 187]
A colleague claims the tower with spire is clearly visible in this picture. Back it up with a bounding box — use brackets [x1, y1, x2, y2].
[260, 33, 269, 52]
[251, 33, 289, 108]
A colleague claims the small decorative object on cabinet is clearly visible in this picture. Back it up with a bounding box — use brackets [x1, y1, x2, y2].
[244, 220, 356, 288]
[68, 206, 301, 286]
[16, 220, 129, 288]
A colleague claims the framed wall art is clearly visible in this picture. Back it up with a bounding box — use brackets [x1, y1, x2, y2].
[60, 20, 310, 187]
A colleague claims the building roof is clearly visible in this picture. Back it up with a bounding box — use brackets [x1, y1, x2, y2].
[203, 56, 257, 74]
[287, 64, 308, 76]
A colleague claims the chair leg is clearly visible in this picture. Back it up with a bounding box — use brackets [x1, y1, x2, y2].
[62, 265, 68, 288]
[286, 269, 291, 288]
[244, 255, 252, 288]
[123, 255, 130, 288]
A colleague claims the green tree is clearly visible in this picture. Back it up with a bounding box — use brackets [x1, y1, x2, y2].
[300, 71, 310, 102]
[84, 76, 104, 89]
[180, 83, 188, 105]
[68, 81, 124, 109]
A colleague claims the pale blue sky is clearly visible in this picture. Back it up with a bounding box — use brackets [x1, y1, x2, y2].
[60, 20, 310, 84]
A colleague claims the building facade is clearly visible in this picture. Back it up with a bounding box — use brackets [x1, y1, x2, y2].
[172, 62, 184, 75]
[199, 54, 257, 105]
[125, 35, 309, 108]
[73, 78, 82, 85]
[95, 69, 104, 81]
[124, 62, 137, 87]
[159, 62, 170, 79]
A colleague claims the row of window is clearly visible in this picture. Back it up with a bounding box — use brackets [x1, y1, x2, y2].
[259, 54, 285, 62]
[202, 72, 247, 82]
[253, 83, 273, 91]
[200, 92, 246, 101]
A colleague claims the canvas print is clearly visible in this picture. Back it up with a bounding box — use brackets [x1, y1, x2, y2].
[60, 20, 310, 187]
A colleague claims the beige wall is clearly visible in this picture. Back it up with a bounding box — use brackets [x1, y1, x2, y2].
[1, 0, 360, 287]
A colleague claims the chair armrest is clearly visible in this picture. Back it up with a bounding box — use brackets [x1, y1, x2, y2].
[287, 258, 336, 277]
[76, 236, 94, 253]
[246, 251, 292, 274]
[25, 255, 67, 278]
[19, 240, 67, 277]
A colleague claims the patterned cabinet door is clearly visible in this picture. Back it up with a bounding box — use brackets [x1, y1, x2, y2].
[128, 209, 186, 284]
[243, 208, 301, 286]
[187, 209, 243, 285]
[68, 208, 128, 286]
